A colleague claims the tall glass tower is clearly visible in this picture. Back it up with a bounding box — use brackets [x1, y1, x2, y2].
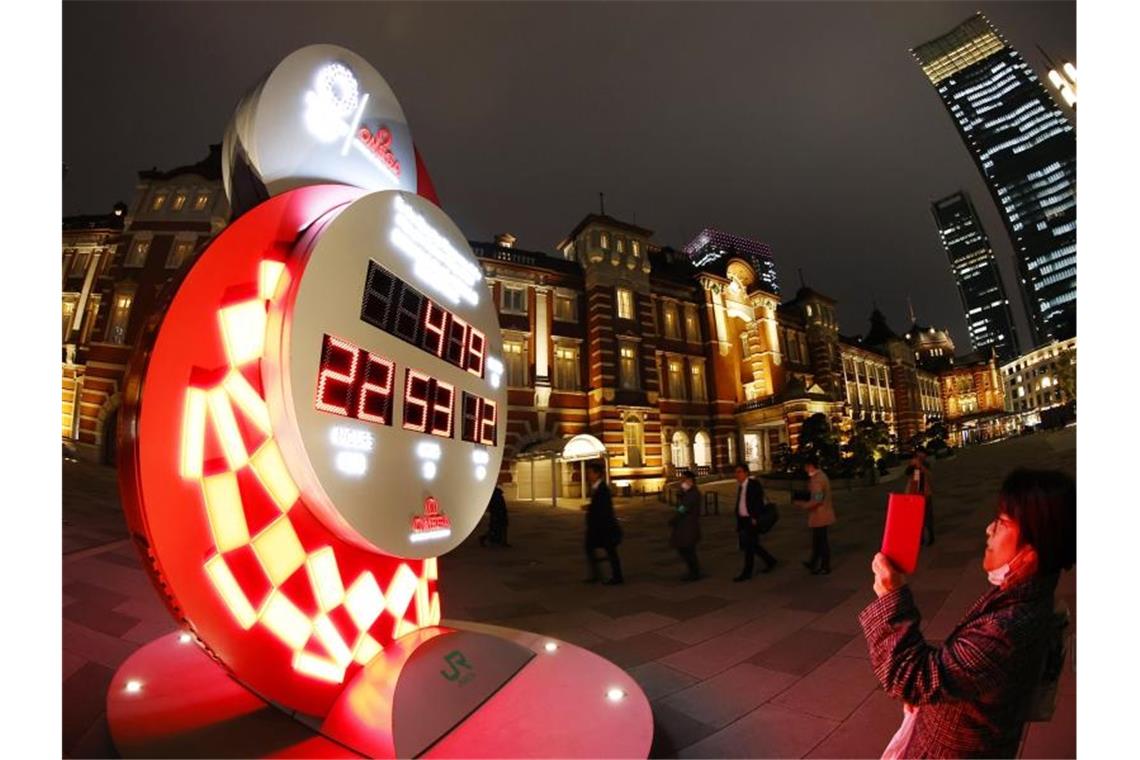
[683, 228, 779, 295]
[931, 191, 1021, 363]
[912, 13, 1075, 345]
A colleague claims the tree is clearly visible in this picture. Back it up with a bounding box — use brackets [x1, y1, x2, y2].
[797, 412, 841, 472]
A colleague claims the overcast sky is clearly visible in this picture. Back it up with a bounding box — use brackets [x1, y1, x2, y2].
[63, 1, 1075, 351]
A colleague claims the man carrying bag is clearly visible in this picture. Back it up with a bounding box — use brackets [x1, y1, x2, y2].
[733, 463, 778, 581]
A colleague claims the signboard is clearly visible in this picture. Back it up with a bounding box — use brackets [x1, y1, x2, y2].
[264, 190, 506, 558]
[222, 44, 419, 204]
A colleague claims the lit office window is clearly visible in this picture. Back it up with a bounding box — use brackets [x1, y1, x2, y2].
[616, 288, 635, 320]
[667, 358, 686, 399]
[623, 414, 644, 467]
[663, 303, 680, 339]
[502, 284, 528, 315]
[503, 340, 528, 387]
[690, 361, 707, 401]
[553, 345, 580, 391]
[554, 292, 577, 321]
[619, 342, 639, 389]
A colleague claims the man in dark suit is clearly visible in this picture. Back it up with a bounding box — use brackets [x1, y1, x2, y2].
[733, 463, 777, 581]
[582, 460, 623, 585]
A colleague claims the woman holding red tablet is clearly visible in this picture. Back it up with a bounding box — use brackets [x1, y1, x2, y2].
[859, 469, 1075, 758]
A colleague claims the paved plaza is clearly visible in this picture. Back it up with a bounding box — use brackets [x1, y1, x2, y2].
[62, 428, 1076, 758]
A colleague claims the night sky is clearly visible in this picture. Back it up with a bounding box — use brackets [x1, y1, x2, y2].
[62, 1, 1074, 351]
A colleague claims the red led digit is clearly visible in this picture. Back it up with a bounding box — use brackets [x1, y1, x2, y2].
[315, 334, 359, 417]
[466, 328, 485, 378]
[445, 314, 469, 368]
[421, 299, 449, 358]
[479, 398, 497, 446]
[431, 380, 454, 438]
[403, 369, 431, 432]
[357, 351, 394, 425]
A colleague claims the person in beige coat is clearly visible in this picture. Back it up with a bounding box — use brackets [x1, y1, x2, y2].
[793, 454, 836, 575]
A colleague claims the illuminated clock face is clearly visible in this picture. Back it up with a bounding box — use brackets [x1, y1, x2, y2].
[265, 190, 506, 558]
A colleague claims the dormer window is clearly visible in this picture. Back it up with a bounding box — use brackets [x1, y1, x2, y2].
[616, 239, 625, 254]
[632, 241, 640, 256]
[600, 232, 609, 249]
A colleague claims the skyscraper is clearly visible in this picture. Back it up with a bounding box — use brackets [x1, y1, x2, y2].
[912, 13, 1076, 346]
[683, 228, 779, 295]
[931, 190, 1021, 363]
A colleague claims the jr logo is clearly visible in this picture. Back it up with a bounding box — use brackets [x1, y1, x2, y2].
[440, 650, 474, 685]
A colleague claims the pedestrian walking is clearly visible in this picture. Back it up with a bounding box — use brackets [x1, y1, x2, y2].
[733, 463, 777, 581]
[793, 454, 835, 575]
[478, 485, 510, 548]
[906, 446, 935, 546]
[669, 470, 702, 581]
[859, 468, 1075, 758]
[582, 460, 623, 585]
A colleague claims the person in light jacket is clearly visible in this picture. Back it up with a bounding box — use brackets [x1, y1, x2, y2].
[669, 470, 702, 581]
[793, 455, 836, 575]
[859, 468, 1075, 758]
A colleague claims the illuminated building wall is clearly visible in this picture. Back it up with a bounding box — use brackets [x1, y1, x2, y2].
[61, 145, 229, 462]
[912, 13, 1076, 346]
[1000, 337, 1076, 425]
[930, 191, 1021, 363]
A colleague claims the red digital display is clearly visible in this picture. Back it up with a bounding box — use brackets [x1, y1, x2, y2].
[315, 334, 394, 425]
[403, 369, 454, 438]
[361, 259, 485, 377]
[461, 392, 497, 446]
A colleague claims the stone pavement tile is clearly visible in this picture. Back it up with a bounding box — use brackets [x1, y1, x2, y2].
[728, 608, 820, 648]
[656, 599, 768, 645]
[96, 549, 148, 569]
[749, 629, 855, 676]
[783, 585, 859, 615]
[461, 600, 551, 621]
[64, 557, 156, 598]
[798, 591, 872, 635]
[63, 600, 140, 638]
[678, 703, 839, 759]
[771, 654, 879, 722]
[658, 629, 772, 679]
[584, 611, 679, 640]
[536, 626, 605, 649]
[63, 619, 141, 670]
[70, 713, 114, 760]
[835, 634, 871, 660]
[661, 663, 799, 728]
[113, 593, 173, 623]
[122, 617, 178, 645]
[1018, 686, 1075, 759]
[591, 593, 673, 618]
[62, 661, 115, 754]
[62, 580, 129, 611]
[628, 661, 700, 702]
[62, 649, 87, 682]
[588, 631, 689, 670]
[805, 689, 902, 759]
[650, 701, 718, 758]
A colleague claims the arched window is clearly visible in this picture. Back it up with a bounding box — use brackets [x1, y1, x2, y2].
[671, 430, 691, 468]
[693, 431, 712, 467]
[623, 414, 644, 467]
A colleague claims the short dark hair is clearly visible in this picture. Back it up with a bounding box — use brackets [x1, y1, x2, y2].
[734, 462, 750, 474]
[997, 469, 1076, 574]
[803, 453, 820, 468]
[586, 460, 605, 476]
[679, 469, 696, 481]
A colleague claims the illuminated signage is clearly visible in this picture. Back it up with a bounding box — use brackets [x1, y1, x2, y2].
[223, 44, 418, 204]
[410, 496, 452, 543]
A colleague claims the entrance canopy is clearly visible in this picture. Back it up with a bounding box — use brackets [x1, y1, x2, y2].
[514, 434, 609, 506]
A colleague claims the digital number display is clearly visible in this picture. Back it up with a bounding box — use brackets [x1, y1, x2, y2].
[402, 369, 454, 439]
[461, 392, 498, 446]
[315, 334, 395, 424]
[362, 259, 485, 378]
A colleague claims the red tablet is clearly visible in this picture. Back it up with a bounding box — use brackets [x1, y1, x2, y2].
[882, 494, 926, 574]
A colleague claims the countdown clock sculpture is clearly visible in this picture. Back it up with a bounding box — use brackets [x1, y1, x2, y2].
[110, 43, 651, 758]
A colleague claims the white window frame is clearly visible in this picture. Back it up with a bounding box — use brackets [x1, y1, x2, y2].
[503, 338, 529, 387]
[667, 357, 686, 399]
[690, 360, 707, 401]
[616, 287, 635, 320]
[553, 290, 577, 322]
[124, 235, 153, 268]
[501, 284, 528, 315]
[663, 303, 680, 339]
[623, 414, 644, 468]
[619, 341, 639, 389]
[552, 343, 580, 391]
